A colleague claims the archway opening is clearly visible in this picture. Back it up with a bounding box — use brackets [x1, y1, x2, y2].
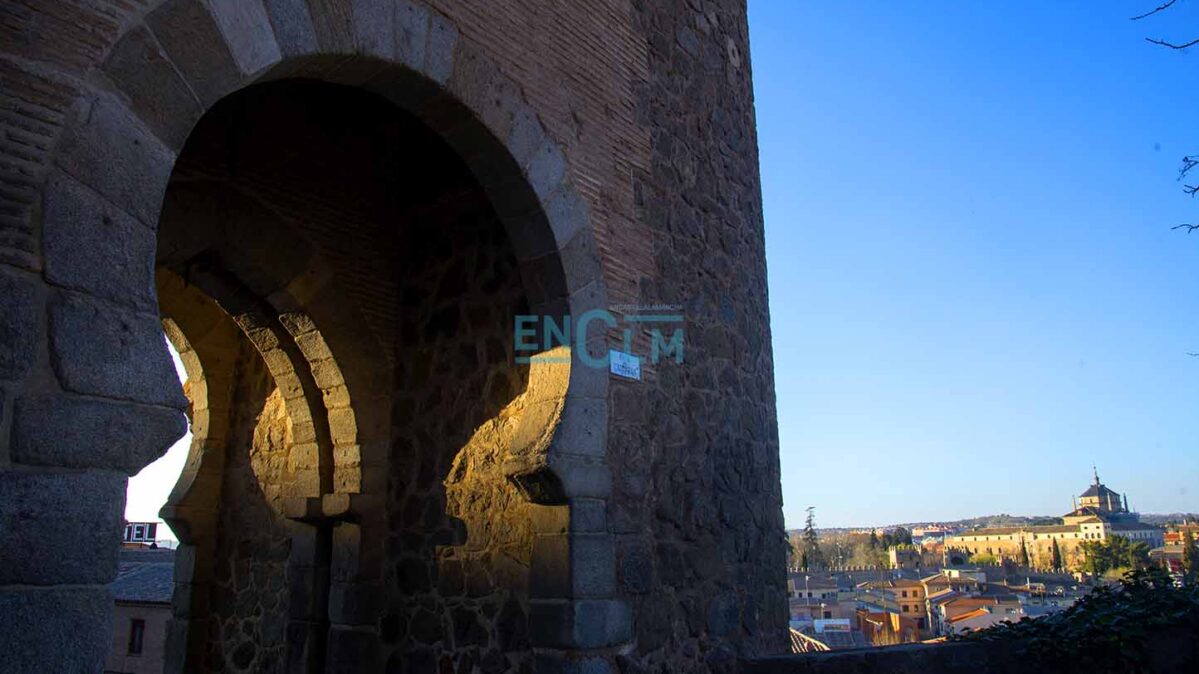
[153, 78, 547, 672]
[122, 336, 190, 549]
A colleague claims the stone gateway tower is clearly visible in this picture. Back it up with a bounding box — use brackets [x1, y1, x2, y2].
[0, 1, 786, 672]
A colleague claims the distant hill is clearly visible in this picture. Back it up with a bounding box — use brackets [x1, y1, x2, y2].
[895, 514, 1058, 530]
[1138, 513, 1199, 526]
[791, 512, 1198, 536]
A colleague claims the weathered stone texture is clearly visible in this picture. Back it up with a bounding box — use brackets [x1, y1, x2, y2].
[605, 1, 789, 669]
[42, 170, 157, 311]
[48, 290, 188, 409]
[143, 0, 243, 108]
[0, 0, 140, 71]
[11, 393, 186, 472]
[203, 0, 281, 76]
[0, 58, 78, 270]
[54, 92, 176, 226]
[0, 470, 126, 585]
[0, 586, 114, 673]
[102, 24, 204, 149]
[424, 0, 653, 300]
[204, 358, 295, 673]
[383, 156, 539, 671]
[0, 266, 37, 380]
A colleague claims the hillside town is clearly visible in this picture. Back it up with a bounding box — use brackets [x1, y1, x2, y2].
[785, 472, 1199, 651]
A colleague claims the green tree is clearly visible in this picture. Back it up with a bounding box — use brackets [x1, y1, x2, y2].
[1109, 536, 1131, 570]
[1079, 536, 1147, 576]
[1127, 541, 1151, 570]
[1079, 541, 1110, 576]
[1018, 542, 1030, 568]
[786, 536, 799, 570]
[801, 506, 825, 571]
[1050, 538, 1063, 572]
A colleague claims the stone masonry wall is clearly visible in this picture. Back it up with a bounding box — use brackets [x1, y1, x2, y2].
[408, 2, 790, 669]
[604, 1, 789, 670]
[205, 350, 294, 673]
[384, 180, 537, 672]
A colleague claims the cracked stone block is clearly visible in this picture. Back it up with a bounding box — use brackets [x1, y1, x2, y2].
[42, 171, 157, 311]
[0, 471, 126, 585]
[47, 290, 187, 409]
[11, 393, 186, 473]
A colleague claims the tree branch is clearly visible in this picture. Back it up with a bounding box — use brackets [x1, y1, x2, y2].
[1171, 224, 1199, 233]
[1145, 36, 1199, 49]
[1176, 156, 1199, 197]
[1131, 0, 1180, 21]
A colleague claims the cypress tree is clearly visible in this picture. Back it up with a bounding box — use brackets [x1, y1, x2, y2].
[802, 506, 825, 570]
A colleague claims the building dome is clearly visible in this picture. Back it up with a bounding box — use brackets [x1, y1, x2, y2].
[1077, 468, 1126, 514]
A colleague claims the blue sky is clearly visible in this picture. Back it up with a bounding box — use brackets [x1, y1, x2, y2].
[749, 1, 1199, 528]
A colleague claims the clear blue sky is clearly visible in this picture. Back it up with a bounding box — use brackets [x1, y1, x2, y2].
[749, 1, 1199, 529]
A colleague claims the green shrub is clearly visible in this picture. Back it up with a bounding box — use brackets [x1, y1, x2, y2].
[958, 568, 1199, 672]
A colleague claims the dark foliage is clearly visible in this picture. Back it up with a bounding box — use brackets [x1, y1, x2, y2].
[958, 568, 1199, 672]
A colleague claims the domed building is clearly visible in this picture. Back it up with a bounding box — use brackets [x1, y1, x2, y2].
[947, 470, 1163, 570]
[1062, 468, 1136, 525]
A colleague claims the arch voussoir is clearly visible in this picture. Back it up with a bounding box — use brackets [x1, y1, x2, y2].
[54, 91, 175, 227]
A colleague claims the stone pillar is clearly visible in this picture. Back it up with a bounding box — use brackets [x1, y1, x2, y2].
[1, 264, 187, 671]
[0, 110, 187, 666]
[163, 539, 217, 674]
[528, 500, 630, 673]
[0, 471, 125, 672]
[285, 493, 385, 673]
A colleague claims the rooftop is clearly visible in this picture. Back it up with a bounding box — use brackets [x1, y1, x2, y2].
[947, 607, 993, 624]
[110, 549, 174, 604]
[859, 578, 923, 589]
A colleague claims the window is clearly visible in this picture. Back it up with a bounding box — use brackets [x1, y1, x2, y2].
[128, 619, 145, 655]
[901, 590, 908, 598]
[902, 605, 910, 613]
[824, 611, 832, 619]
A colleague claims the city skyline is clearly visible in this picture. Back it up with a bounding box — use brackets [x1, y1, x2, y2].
[792, 467, 1193, 532]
